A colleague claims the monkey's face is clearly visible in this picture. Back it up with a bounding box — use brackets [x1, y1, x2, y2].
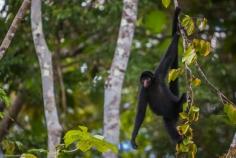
[141, 76, 152, 88]
[140, 71, 154, 88]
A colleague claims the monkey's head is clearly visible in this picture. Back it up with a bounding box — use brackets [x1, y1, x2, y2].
[140, 71, 154, 88]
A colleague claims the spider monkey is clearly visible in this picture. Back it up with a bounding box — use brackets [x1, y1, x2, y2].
[131, 7, 186, 149]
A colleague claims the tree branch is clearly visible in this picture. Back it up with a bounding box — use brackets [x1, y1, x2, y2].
[0, 0, 31, 60]
[0, 92, 24, 142]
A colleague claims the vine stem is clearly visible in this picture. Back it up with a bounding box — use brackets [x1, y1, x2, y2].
[173, 0, 236, 157]
[173, 0, 234, 107]
[173, 0, 194, 108]
[195, 61, 235, 106]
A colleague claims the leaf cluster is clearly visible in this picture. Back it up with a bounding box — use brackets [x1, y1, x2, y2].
[63, 126, 118, 154]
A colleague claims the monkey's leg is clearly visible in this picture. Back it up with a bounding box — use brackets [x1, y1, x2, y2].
[163, 117, 182, 143]
[177, 93, 187, 112]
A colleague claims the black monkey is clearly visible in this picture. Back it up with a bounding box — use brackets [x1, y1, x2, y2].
[131, 7, 186, 149]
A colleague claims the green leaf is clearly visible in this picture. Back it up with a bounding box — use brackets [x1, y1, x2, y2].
[192, 39, 212, 56]
[224, 103, 236, 124]
[162, 0, 171, 8]
[64, 130, 83, 147]
[91, 136, 118, 153]
[183, 138, 194, 145]
[177, 124, 190, 135]
[0, 88, 10, 107]
[78, 126, 88, 132]
[168, 68, 184, 83]
[20, 154, 37, 158]
[189, 143, 197, 158]
[63, 126, 118, 154]
[182, 45, 197, 65]
[176, 143, 189, 152]
[197, 18, 207, 31]
[181, 15, 195, 36]
[179, 112, 188, 120]
[183, 102, 188, 112]
[144, 10, 167, 33]
[2, 140, 15, 154]
[5, 13, 14, 23]
[192, 77, 201, 87]
[192, 113, 199, 122]
[15, 141, 24, 151]
[76, 140, 92, 152]
[0, 112, 4, 119]
[191, 106, 200, 112]
[188, 106, 200, 122]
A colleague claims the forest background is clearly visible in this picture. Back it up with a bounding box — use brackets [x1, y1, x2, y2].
[0, 0, 236, 158]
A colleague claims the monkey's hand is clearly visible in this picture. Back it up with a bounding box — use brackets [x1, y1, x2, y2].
[131, 138, 138, 149]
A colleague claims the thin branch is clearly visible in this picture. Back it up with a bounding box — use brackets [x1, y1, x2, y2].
[0, 92, 24, 142]
[54, 34, 67, 112]
[195, 62, 235, 105]
[56, 59, 67, 111]
[0, 0, 31, 60]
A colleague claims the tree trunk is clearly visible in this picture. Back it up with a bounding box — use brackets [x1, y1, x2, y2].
[31, 0, 62, 158]
[226, 133, 236, 157]
[230, 133, 236, 148]
[0, 0, 31, 60]
[103, 0, 138, 158]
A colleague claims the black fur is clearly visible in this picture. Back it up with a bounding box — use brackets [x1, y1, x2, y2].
[131, 7, 186, 149]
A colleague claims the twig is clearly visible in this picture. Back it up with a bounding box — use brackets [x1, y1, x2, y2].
[0, 92, 24, 142]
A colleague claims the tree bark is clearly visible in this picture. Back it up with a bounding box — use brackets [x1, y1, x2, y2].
[31, 0, 62, 158]
[0, 0, 31, 60]
[0, 93, 24, 142]
[230, 133, 236, 148]
[225, 133, 236, 157]
[103, 0, 138, 158]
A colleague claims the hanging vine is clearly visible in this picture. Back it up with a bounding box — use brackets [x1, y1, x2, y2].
[163, 0, 236, 157]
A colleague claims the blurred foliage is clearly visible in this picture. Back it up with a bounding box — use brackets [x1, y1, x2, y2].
[224, 104, 236, 125]
[0, 0, 236, 157]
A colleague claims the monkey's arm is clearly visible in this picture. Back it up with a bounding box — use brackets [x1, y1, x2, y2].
[155, 7, 181, 80]
[131, 88, 148, 149]
[154, 34, 179, 79]
[154, 7, 181, 80]
[172, 7, 181, 36]
[169, 7, 181, 96]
